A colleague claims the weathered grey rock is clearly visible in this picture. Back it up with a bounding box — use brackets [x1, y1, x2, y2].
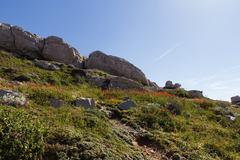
[34, 59, 60, 71]
[0, 89, 27, 106]
[42, 36, 84, 68]
[118, 99, 136, 110]
[188, 90, 203, 98]
[164, 81, 181, 89]
[11, 25, 42, 59]
[86, 51, 148, 85]
[87, 75, 144, 90]
[109, 76, 143, 89]
[231, 96, 240, 105]
[74, 98, 95, 109]
[0, 23, 14, 50]
[50, 99, 63, 108]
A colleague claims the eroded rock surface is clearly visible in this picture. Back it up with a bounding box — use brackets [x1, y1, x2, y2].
[86, 51, 148, 85]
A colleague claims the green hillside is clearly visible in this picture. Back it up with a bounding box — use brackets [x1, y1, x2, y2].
[0, 50, 239, 160]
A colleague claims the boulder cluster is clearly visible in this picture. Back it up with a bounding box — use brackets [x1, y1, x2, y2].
[0, 22, 159, 90]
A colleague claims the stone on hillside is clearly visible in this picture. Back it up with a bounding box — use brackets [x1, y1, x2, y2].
[0, 23, 15, 50]
[34, 59, 60, 71]
[188, 90, 203, 98]
[74, 98, 95, 109]
[86, 51, 148, 85]
[11, 25, 42, 59]
[42, 36, 84, 68]
[85, 70, 144, 90]
[14, 75, 31, 82]
[167, 103, 181, 115]
[0, 89, 27, 106]
[50, 99, 63, 108]
[118, 99, 136, 110]
[109, 76, 143, 89]
[231, 96, 240, 105]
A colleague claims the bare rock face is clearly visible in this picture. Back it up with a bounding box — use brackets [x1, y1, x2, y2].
[0, 23, 42, 59]
[11, 26, 43, 59]
[86, 51, 148, 85]
[0, 23, 15, 50]
[42, 36, 84, 68]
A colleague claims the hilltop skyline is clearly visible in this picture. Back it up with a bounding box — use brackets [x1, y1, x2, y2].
[1, 0, 240, 100]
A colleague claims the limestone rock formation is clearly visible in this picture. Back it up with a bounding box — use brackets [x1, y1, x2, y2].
[0, 23, 15, 50]
[11, 25, 43, 59]
[42, 36, 84, 68]
[0, 23, 84, 68]
[86, 51, 148, 85]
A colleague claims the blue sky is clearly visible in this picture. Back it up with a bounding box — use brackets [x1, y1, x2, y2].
[1, 0, 240, 101]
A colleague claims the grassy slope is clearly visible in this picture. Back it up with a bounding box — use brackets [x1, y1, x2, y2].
[0, 50, 239, 160]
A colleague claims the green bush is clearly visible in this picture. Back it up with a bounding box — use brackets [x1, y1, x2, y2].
[0, 107, 45, 160]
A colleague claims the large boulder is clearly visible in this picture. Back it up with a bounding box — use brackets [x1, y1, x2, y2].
[11, 25, 43, 59]
[164, 81, 181, 89]
[42, 36, 84, 68]
[85, 70, 144, 90]
[86, 51, 148, 85]
[0, 23, 42, 59]
[231, 96, 240, 105]
[0, 89, 27, 106]
[0, 23, 15, 50]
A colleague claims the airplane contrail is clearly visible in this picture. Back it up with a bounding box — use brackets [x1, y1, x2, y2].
[154, 43, 182, 62]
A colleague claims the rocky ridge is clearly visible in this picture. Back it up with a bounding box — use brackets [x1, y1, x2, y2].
[0, 22, 157, 90]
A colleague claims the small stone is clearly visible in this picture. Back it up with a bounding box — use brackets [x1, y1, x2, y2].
[118, 99, 136, 110]
[50, 99, 63, 108]
[74, 98, 95, 109]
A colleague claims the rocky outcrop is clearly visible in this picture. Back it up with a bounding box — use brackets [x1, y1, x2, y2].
[86, 51, 148, 85]
[11, 25, 43, 59]
[0, 23, 84, 67]
[0, 23, 15, 50]
[231, 96, 240, 105]
[0, 22, 159, 90]
[164, 81, 181, 89]
[42, 36, 84, 68]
